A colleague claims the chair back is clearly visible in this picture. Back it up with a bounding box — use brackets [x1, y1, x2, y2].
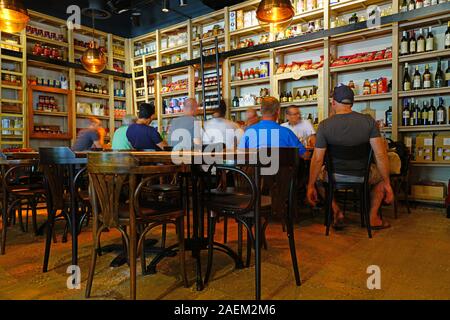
[38, 148, 75, 211]
[87, 152, 138, 227]
[325, 143, 373, 186]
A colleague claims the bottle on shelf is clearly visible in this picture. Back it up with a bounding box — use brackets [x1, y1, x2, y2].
[413, 65, 422, 89]
[421, 101, 429, 125]
[232, 96, 239, 108]
[423, 64, 432, 89]
[409, 98, 416, 126]
[408, 0, 416, 11]
[409, 30, 417, 54]
[400, 31, 410, 55]
[435, 59, 444, 88]
[446, 60, 450, 86]
[402, 99, 410, 126]
[385, 106, 393, 127]
[417, 28, 425, 53]
[446, 21, 450, 49]
[428, 98, 436, 124]
[400, 0, 408, 12]
[426, 27, 434, 52]
[413, 99, 421, 125]
[403, 63, 412, 91]
[416, 0, 424, 8]
[424, 0, 431, 6]
[436, 97, 447, 125]
[295, 90, 301, 101]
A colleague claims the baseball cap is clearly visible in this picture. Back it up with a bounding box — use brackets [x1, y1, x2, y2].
[332, 84, 354, 104]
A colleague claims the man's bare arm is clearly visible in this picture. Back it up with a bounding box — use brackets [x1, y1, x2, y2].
[370, 137, 390, 183]
[308, 148, 326, 187]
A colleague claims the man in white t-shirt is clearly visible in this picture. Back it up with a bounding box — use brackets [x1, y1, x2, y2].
[281, 106, 316, 147]
[203, 101, 244, 150]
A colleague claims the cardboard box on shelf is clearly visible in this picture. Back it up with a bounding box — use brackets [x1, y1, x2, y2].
[411, 183, 446, 201]
[236, 10, 244, 30]
[415, 133, 434, 162]
[434, 133, 450, 163]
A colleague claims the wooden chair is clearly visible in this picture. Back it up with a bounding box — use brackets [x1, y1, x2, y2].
[85, 152, 188, 300]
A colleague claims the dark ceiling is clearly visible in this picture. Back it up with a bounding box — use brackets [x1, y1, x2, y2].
[23, 0, 240, 38]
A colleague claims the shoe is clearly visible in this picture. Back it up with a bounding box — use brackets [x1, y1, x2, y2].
[371, 220, 391, 230]
[332, 219, 346, 230]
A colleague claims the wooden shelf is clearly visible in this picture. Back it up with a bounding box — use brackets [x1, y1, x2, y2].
[230, 105, 261, 112]
[398, 87, 450, 98]
[33, 111, 68, 117]
[162, 113, 185, 119]
[76, 91, 110, 99]
[27, 58, 70, 71]
[1, 99, 23, 104]
[1, 83, 22, 90]
[399, 49, 450, 63]
[76, 114, 110, 120]
[280, 101, 318, 107]
[160, 44, 188, 55]
[30, 133, 72, 140]
[230, 77, 270, 87]
[29, 85, 70, 95]
[411, 161, 450, 167]
[192, 34, 225, 46]
[26, 34, 69, 47]
[230, 25, 263, 37]
[274, 69, 320, 81]
[330, 59, 392, 73]
[195, 85, 221, 92]
[398, 125, 450, 132]
[330, 0, 388, 14]
[113, 96, 127, 101]
[353, 93, 392, 101]
[161, 90, 189, 98]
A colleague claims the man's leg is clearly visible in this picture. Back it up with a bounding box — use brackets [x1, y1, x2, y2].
[369, 182, 385, 226]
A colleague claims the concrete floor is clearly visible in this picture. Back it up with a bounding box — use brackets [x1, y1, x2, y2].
[0, 205, 449, 300]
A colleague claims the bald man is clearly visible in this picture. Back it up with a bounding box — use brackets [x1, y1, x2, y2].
[168, 98, 202, 149]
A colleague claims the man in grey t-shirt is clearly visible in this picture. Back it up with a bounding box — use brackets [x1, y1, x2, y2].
[168, 98, 202, 150]
[307, 85, 393, 230]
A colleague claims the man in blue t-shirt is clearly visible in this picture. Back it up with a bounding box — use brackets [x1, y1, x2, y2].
[239, 96, 306, 156]
[126, 103, 167, 150]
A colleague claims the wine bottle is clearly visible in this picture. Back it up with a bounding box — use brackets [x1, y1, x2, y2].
[409, 98, 416, 126]
[402, 99, 410, 126]
[437, 97, 446, 125]
[428, 98, 436, 125]
[295, 90, 301, 101]
[424, 0, 431, 6]
[445, 21, 450, 49]
[423, 64, 432, 89]
[435, 59, 444, 88]
[385, 106, 393, 127]
[400, 0, 408, 12]
[232, 96, 239, 108]
[413, 66, 422, 89]
[408, 0, 416, 10]
[422, 101, 429, 125]
[400, 31, 410, 55]
[403, 63, 412, 91]
[416, 0, 424, 8]
[417, 28, 425, 53]
[426, 27, 434, 51]
[446, 60, 450, 86]
[409, 30, 417, 54]
[413, 100, 421, 125]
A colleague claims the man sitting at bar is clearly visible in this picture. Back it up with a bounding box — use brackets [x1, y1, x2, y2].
[112, 114, 137, 150]
[282, 106, 316, 147]
[203, 100, 243, 150]
[168, 98, 202, 150]
[245, 107, 260, 129]
[239, 96, 306, 156]
[126, 103, 167, 150]
[307, 85, 393, 230]
[72, 117, 105, 151]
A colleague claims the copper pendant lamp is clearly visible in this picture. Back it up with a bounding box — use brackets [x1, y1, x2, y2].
[0, 0, 30, 34]
[81, 15, 107, 74]
[256, 0, 295, 24]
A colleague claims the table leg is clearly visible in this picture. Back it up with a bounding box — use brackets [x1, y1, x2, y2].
[69, 165, 78, 267]
[1, 166, 7, 255]
[191, 165, 204, 291]
[255, 165, 261, 300]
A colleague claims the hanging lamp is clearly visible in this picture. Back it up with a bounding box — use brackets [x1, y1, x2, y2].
[256, 0, 294, 24]
[0, 0, 29, 33]
[81, 14, 107, 74]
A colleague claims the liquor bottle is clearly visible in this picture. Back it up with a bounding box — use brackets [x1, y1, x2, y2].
[232, 96, 239, 108]
[409, 30, 417, 54]
[426, 27, 434, 51]
[424, 0, 431, 6]
[409, 98, 416, 126]
[417, 28, 425, 53]
[428, 98, 436, 124]
[408, 0, 416, 10]
[402, 100, 410, 126]
[413, 66, 422, 89]
[288, 91, 293, 102]
[437, 97, 447, 125]
[446, 60, 450, 86]
[445, 21, 450, 49]
[400, 0, 408, 11]
[400, 31, 409, 55]
[421, 101, 429, 125]
[416, 0, 424, 8]
[302, 90, 308, 100]
[403, 63, 412, 91]
[307, 113, 313, 125]
[413, 100, 421, 125]
[385, 106, 393, 127]
[280, 92, 285, 102]
[313, 113, 319, 128]
[435, 60, 444, 88]
[431, 0, 438, 4]
[423, 64, 432, 89]
[295, 90, 301, 101]
[309, 89, 314, 100]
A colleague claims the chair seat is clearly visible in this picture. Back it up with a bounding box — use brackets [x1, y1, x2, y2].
[205, 193, 272, 214]
[117, 202, 183, 219]
[10, 188, 46, 197]
[144, 184, 180, 193]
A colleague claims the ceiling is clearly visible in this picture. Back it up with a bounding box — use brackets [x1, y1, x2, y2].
[23, 0, 241, 38]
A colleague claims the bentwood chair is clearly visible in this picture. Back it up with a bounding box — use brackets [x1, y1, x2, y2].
[85, 152, 188, 300]
[324, 143, 374, 238]
[202, 148, 302, 294]
[388, 140, 411, 218]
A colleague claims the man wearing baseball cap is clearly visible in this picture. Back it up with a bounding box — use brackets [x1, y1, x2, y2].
[307, 84, 393, 230]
